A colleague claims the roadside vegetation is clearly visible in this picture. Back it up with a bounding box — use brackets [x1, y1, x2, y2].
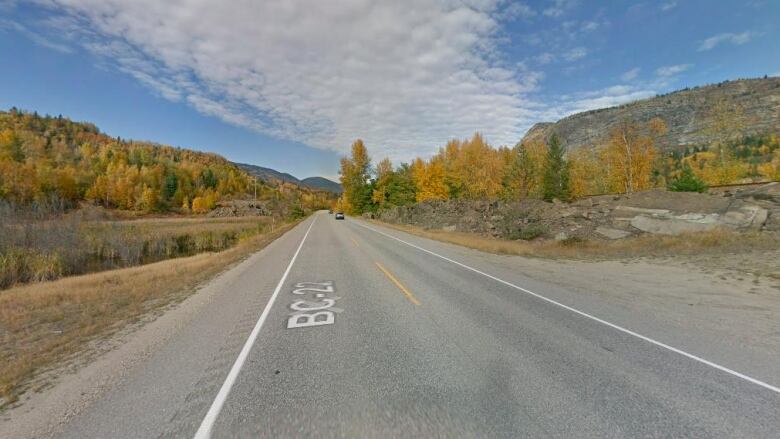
[0, 219, 300, 408]
[0, 202, 288, 289]
[336, 100, 778, 216]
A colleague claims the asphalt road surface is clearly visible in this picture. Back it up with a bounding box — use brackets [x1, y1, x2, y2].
[58, 211, 780, 438]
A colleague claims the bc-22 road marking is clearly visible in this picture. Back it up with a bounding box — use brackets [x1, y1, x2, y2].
[286, 281, 342, 329]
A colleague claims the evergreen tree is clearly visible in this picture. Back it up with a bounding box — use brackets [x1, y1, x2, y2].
[668, 164, 708, 192]
[541, 134, 571, 201]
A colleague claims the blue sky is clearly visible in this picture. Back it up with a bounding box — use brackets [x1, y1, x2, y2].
[1, 1, 778, 179]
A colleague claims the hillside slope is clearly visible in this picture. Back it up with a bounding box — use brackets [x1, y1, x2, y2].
[0, 109, 334, 213]
[301, 176, 342, 193]
[237, 162, 342, 193]
[522, 77, 780, 150]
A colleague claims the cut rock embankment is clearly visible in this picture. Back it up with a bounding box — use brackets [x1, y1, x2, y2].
[374, 183, 779, 241]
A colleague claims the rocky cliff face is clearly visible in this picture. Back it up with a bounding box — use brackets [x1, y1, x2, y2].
[522, 77, 780, 151]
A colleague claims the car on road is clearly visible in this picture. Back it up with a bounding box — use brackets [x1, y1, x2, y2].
[335, 212, 345, 220]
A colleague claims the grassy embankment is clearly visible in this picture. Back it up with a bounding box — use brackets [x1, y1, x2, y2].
[369, 219, 779, 263]
[0, 212, 301, 408]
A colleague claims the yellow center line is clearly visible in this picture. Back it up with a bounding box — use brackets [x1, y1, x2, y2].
[350, 236, 360, 248]
[374, 261, 421, 306]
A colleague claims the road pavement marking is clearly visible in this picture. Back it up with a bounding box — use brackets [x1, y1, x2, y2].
[350, 236, 360, 248]
[352, 219, 780, 396]
[375, 261, 421, 306]
[194, 217, 318, 439]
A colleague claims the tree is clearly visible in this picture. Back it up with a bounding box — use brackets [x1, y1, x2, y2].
[0, 128, 25, 162]
[385, 162, 417, 206]
[668, 163, 708, 192]
[601, 118, 665, 193]
[541, 134, 570, 201]
[412, 157, 448, 202]
[502, 139, 547, 200]
[339, 139, 373, 214]
[371, 157, 393, 208]
[568, 147, 606, 198]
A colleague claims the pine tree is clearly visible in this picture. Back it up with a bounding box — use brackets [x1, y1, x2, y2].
[541, 134, 570, 201]
[668, 164, 708, 192]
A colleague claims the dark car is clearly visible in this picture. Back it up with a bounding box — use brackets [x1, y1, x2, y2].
[335, 212, 345, 220]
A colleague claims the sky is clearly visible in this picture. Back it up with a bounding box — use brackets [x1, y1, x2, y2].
[1, 0, 778, 180]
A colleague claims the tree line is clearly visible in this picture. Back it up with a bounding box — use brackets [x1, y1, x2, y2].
[338, 112, 779, 215]
[0, 109, 335, 214]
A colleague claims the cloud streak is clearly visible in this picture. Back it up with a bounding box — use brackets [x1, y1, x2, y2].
[698, 31, 755, 51]
[29, 0, 541, 161]
[655, 63, 692, 77]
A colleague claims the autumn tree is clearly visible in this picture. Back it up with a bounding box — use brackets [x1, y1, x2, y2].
[371, 157, 393, 208]
[568, 147, 606, 198]
[412, 157, 448, 202]
[339, 139, 373, 214]
[601, 118, 666, 193]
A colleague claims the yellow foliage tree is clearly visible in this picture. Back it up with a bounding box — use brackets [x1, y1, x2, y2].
[600, 118, 666, 193]
[412, 157, 448, 202]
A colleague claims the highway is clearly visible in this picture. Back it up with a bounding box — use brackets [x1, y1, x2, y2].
[57, 211, 780, 438]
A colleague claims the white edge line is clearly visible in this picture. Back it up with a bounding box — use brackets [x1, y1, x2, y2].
[350, 219, 780, 395]
[194, 216, 318, 439]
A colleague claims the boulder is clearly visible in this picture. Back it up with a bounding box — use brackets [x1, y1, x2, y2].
[595, 226, 632, 240]
[630, 214, 720, 235]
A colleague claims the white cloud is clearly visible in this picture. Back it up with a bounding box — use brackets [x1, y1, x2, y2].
[534, 52, 556, 65]
[698, 31, 755, 51]
[498, 2, 536, 20]
[34, 0, 542, 161]
[620, 67, 640, 82]
[548, 84, 656, 119]
[562, 47, 587, 62]
[543, 0, 577, 18]
[580, 20, 599, 32]
[660, 2, 677, 12]
[0, 18, 72, 53]
[655, 63, 692, 77]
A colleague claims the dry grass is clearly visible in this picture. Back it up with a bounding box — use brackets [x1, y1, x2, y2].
[0, 214, 277, 289]
[370, 220, 780, 261]
[0, 219, 300, 407]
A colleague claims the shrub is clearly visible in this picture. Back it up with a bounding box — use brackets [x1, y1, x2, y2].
[289, 206, 305, 219]
[508, 224, 548, 240]
[668, 164, 708, 192]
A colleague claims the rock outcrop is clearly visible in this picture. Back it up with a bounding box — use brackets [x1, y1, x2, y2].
[521, 77, 780, 151]
[375, 183, 779, 240]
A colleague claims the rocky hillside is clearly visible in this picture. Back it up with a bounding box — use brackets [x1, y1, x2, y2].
[522, 77, 780, 151]
[374, 183, 779, 241]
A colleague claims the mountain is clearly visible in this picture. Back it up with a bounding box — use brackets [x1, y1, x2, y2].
[236, 162, 342, 194]
[236, 162, 301, 185]
[521, 77, 780, 151]
[301, 176, 343, 194]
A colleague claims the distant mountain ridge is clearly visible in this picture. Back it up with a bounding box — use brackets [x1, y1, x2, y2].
[300, 176, 343, 194]
[521, 76, 780, 151]
[236, 162, 342, 193]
